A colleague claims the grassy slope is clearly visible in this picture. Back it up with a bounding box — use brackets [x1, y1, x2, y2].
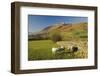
[42, 23, 87, 32]
[46, 23, 88, 41]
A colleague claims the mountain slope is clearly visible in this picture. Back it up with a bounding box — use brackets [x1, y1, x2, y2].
[41, 22, 87, 33]
[29, 22, 88, 41]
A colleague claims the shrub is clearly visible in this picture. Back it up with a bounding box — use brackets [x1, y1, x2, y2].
[50, 32, 62, 42]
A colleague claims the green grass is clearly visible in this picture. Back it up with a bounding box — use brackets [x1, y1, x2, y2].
[59, 31, 87, 41]
[28, 40, 58, 60]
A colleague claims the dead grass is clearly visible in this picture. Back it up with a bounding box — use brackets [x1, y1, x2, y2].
[56, 40, 88, 59]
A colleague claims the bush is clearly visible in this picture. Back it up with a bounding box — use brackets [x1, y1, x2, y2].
[50, 32, 62, 42]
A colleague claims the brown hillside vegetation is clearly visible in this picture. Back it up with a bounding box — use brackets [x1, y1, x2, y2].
[41, 22, 87, 33]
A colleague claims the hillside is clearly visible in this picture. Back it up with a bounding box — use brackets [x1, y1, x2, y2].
[41, 22, 87, 32]
[29, 22, 88, 41]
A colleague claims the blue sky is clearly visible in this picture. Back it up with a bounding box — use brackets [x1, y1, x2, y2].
[28, 15, 88, 33]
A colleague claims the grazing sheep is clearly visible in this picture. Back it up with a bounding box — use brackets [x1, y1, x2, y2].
[52, 48, 59, 54]
[67, 45, 78, 53]
[52, 46, 65, 54]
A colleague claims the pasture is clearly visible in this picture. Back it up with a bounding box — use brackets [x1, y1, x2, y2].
[28, 40, 88, 61]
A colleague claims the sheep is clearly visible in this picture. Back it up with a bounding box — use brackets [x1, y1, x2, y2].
[52, 46, 65, 54]
[52, 48, 59, 54]
[67, 45, 79, 53]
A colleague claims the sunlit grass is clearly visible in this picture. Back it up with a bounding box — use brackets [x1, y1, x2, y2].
[28, 40, 88, 61]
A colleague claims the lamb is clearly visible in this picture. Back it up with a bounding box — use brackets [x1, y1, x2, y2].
[67, 45, 79, 53]
[52, 46, 65, 54]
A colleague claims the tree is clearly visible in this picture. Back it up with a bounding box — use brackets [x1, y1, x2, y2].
[50, 31, 62, 42]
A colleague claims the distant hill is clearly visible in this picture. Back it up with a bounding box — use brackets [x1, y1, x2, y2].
[41, 22, 87, 33]
[29, 22, 88, 41]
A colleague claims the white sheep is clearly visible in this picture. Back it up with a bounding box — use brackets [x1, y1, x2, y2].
[52, 48, 59, 54]
[52, 46, 65, 54]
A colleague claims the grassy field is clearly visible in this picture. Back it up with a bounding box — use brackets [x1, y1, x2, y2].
[28, 40, 58, 60]
[28, 40, 87, 61]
